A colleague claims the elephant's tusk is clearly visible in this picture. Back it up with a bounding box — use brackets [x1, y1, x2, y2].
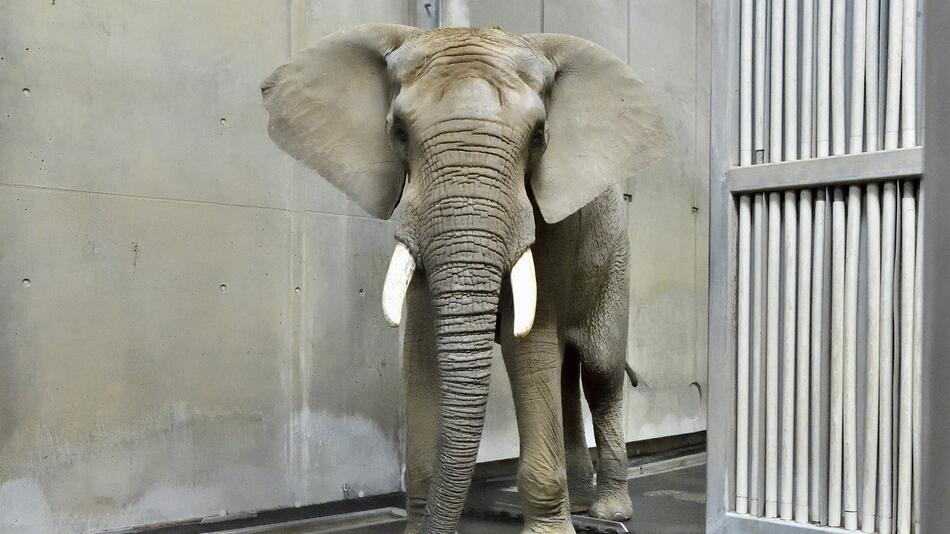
[382, 243, 416, 327]
[511, 249, 537, 338]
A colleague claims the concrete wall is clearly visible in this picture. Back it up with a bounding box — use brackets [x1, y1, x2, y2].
[0, 1, 709, 531]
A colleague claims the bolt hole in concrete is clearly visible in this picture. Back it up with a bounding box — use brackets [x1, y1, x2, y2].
[295, 286, 302, 294]
[21, 88, 30, 96]
[358, 288, 365, 296]
[220, 117, 228, 126]
[21, 279, 31, 288]
[219, 283, 228, 293]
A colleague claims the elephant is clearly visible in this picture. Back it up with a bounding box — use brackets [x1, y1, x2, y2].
[261, 24, 668, 534]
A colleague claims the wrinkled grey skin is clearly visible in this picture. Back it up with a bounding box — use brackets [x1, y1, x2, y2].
[262, 25, 668, 534]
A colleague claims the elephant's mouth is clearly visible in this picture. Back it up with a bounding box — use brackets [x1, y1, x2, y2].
[381, 241, 537, 338]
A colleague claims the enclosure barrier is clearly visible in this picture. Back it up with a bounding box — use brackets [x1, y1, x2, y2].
[735, 181, 920, 534]
[710, 0, 924, 533]
[738, 0, 920, 166]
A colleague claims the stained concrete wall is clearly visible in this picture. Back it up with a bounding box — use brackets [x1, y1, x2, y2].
[0, 1, 709, 532]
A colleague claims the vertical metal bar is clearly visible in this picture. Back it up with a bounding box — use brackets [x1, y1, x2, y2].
[862, 183, 883, 533]
[884, 0, 904, 150]
[810, 189, 827, 523]
[784, 0, 799, 161]
[737, 195, 752, 514]
[897, 182, 916, 534]
[892, 180, 904, 534]
[866, 0, 882, 152]
[741, 0, 754, 166]
[781, 191, 797, 521]
[849, 0, 868, 154]
[900, 0, 918, 147]
[801, 0, 816, 159]
[441, 0, 469, 26]
[707, 0, 743, 526]
[816, 0, 832, 157]
[771, 0, 786, 162]
[879, 181, 897, 534]
[843, 185, 862, 531]
[828, 187, 846, 527]
[755, 0, 768, 163]
[877, 0, 889, 149]
[913, 189, 923, 534]
[766, 191, 782, 518]
[751, 194, 767, 516]
[795, 190, 813, 523]
[831, 0, 847, 155]
[922, 3, 950, 530]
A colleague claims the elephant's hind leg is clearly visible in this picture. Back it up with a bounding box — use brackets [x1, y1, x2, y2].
[562, 345, 596, 513]
[568, 249, 633, 521]
[580, 351, 632, 521]
[402, 275, 439, 534]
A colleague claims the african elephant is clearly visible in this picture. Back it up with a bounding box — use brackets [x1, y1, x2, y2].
[261, 24, 668, 534]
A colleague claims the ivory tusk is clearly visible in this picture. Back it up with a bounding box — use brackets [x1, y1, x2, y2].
[511, 249, 537, 338]
[382, 243, 416, 327]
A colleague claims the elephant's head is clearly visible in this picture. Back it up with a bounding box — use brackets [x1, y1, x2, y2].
[262, 24, 666, 532]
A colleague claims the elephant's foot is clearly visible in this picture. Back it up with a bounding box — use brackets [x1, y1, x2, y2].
[521, 517, 577, 534]
[588, 481, 633, 521]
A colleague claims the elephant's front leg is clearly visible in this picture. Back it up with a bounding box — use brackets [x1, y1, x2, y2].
[500, 304, 576, 534]
[402, 275, 439, 534]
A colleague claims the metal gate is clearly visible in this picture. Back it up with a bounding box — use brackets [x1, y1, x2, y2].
[706, 0, 929, 532]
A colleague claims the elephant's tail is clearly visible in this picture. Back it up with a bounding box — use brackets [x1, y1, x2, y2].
[624, 364, 639, 388]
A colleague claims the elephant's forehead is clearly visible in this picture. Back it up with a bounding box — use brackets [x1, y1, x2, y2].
[390, 27, 549, 95]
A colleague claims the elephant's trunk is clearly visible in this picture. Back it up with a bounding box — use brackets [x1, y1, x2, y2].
[422, 249, 502, 532]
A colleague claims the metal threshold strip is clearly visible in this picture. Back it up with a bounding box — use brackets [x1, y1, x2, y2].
[211, 507, 407, 534]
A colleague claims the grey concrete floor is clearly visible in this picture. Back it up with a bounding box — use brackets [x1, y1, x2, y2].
[462, 465, 706, 534]
[353, 463, 706, 533]
[189, 452, 706, 534]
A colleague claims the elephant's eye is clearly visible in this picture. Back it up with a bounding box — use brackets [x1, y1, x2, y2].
[530, 122, 547, 152]
[392, 118, 409, 144]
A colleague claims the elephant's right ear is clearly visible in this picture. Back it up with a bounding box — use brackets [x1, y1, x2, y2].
[262, 24, 419, 219]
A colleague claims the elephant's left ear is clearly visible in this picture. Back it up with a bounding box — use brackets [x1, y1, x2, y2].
[524, 34, 671, 223]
